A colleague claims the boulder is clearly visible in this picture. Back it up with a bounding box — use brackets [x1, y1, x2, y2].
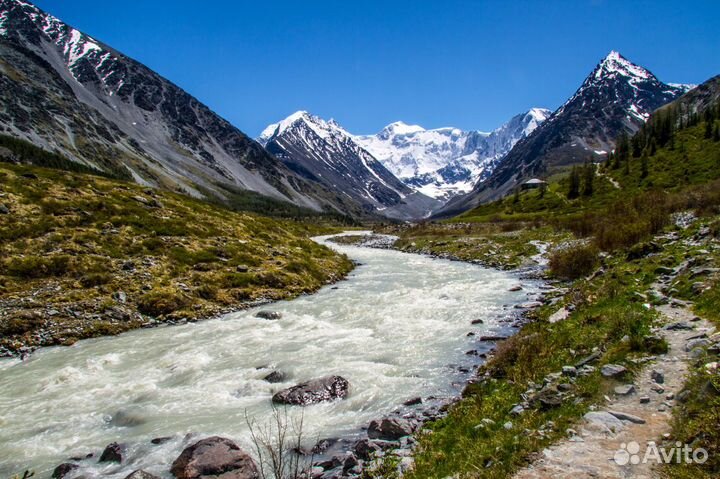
[686, 338, 710, 352]
[584, 412, 624, 433]
[99, 442, 124, 463]
[353, 439, 382, 460]
[614, 384, 636, 396]
[651, 369, 665, 384]
[263, 371, 287, 383]
[52, 463, 78, 479]
[272, 376, 349, 405]
[125, 471, 161, 479]
[255, 311, 282, 320]
[0, 204, 9, 215]
[367, 417, 415, 441]
[151, 437, 173, 445]
[600, 364, 627, 378]
[170, 436, 259, 479]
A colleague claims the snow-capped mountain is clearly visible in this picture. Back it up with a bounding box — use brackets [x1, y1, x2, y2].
[0, 0, 370, 216]
[438, 51, 692, 216]
[355, 108, 551, 200]
[259, 111, 440, 219]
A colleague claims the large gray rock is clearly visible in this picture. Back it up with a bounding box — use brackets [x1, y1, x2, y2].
[584, 412, 625, 433]
[255, 311, 282, 320]
[170, 436, 259, 479]
[686, 338, 710, 352]
[600, 364, 627, 378]
[367, 418, 415, 441]
[272, 376, 349, 405]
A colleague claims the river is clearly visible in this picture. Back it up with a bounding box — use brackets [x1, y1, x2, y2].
[0, 233, 541, 478]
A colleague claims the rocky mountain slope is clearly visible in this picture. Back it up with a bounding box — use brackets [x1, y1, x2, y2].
[0, 0, 365, 216]
[438, 51, 693, 216]
[355, 108, 551, 200]
[259, 111, 441, 219]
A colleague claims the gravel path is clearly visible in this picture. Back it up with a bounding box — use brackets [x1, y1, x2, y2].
[514, 296, 715, 479]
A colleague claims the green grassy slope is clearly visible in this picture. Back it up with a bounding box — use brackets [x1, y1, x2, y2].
[0, 162, 353, 354]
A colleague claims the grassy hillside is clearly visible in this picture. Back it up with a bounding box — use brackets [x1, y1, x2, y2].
[0, 162, 353, 355]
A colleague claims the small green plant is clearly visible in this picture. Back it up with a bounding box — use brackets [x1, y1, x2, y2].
[549, 243, 599, 280]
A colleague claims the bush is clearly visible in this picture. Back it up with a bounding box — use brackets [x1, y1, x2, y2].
[549, 243, 600, 280]
[79, 272, 113, 287]
[137, 289, 190, 317]
[3, 255, 71, 278]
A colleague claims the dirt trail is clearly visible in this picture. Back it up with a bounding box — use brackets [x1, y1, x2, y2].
[514, 298, 715, 479]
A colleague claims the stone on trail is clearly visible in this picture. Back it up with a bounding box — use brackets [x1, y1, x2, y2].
[614, 384, 636, 396]
[608, 410, 646, 424]
[584, 411, 625, 433]
[600, 364, 627, 378]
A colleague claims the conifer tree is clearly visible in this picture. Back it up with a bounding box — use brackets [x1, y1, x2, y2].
[567, 167, 580, 199]
[582, 160, 595, 196]
[640, 153, 649, 179]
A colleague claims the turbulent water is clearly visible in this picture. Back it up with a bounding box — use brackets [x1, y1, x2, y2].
[0, 234, 541, 478]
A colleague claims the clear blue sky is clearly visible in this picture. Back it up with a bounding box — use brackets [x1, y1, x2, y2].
[33, 0, 720, 136]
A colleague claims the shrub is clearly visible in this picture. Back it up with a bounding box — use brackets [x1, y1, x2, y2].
[549, 243, 600, 280]
[137, 289, 190, 317]
[3, 255, 71, 278]
[79, 272, 113, 287]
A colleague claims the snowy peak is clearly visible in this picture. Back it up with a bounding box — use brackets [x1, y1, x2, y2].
[0, 0, 134, 98]
[258, 110, 351, 146]
[521, 108, 552, 135]
[593, 50, 653, 83]
[258, 111, 439, 219]
[379, 121, 425, 138]
[355, 108, 551, 200]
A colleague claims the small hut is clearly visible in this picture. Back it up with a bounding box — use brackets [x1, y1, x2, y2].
[521, 178, 548, 190]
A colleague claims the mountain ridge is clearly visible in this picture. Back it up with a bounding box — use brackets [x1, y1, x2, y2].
[436, 50, 691, 217]
[355, 108, 551, 200]
[0, 0, 369, 217]
[259, 110, 440, 220]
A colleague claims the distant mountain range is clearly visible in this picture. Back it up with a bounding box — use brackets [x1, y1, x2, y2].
[0, 0, 705, 221]
[258, 111, 440, 220]
[355, 109, 551, 200]
[438, 51, 695, 217]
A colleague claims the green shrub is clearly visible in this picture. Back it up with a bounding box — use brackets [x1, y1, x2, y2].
[549, 243, 600, 280]
[79, 272, 113, 287]
[3, 255, 71, 278]
[137, 289, 190, 317]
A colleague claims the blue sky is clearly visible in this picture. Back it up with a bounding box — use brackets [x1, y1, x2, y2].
[33, 0, 720, 136]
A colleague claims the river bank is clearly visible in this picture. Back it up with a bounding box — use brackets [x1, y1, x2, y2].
[0, 233, 543, 479]
[0, 163, 354, 358]
[362, 216, 720, 479]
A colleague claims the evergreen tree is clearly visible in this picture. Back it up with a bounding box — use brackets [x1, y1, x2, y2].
[513, 188, 520, 204]
[538, 183, 546, 199]
[567, 166, 581, 199]
[714, 123, 720, 142]
[582, 160, 595, 196]
[705, 117, 714, 139]
[640, 153, 649, 179]
[649, 138, 657, 156]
